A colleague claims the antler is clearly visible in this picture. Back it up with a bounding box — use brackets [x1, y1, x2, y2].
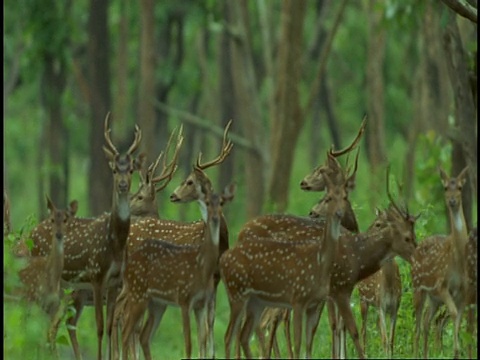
[329, 114, 367, 157]
[195, 120, 233, 171]
[103, 112, 142, 156]
[151, 125, 184, 192]
[386, 165, 404, 217]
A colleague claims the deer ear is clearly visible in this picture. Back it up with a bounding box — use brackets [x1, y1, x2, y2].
[457, 166, 468, 187]
[438, 167, 449, 186]
[46, 195, 55, 213]
[134, 153, 147, 171]
[69, 200, 79, 217]
[222, 183, 237, 203]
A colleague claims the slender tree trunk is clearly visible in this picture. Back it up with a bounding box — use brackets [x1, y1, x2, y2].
[365, 0, 387, 210]
[114, 0, 130, 141]
[218, 4, 236, 192]
[227, 0, 266, 218]
[138, 0, 156, 163]
[87, 0, 112, 215]
[268, 0, 307, 212]
[443, 11, 477, 230]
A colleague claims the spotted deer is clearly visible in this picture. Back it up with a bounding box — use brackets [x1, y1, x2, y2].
[309, 168, 418, 360]
[259, 125, 365, 358]
[220, 168, 350, 359]
[110, 126, 184, 359]
[18, 196, 76, 356]
[29, 114, 144, 360]
[112, 120, 233, 359]
[119, 182, 236, 360]
[358, 254, 401, 358]
[411, 166, 470, 359]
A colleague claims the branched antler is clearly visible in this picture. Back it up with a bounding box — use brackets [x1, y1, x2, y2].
[195, 120, 233, 170]
[329, 114, 367, 157]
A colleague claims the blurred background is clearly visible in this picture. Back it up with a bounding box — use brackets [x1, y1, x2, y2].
[3, 0, 477, 357]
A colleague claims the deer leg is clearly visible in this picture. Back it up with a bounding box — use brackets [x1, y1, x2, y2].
[378, 307, 388, 353]
[359, 301, 368, 354]
[326, 298, 338, 358]
[422, 298, 441, 360]
[67, 290, 87, 360]
[106, 285, 120, 360]
[335, 295, 364, 359]
[240, 300, 263, 359]
[224, 299, 245, 359]
[438, 289, 464, 360]
[92, 283, 105, 360]
[389, 309, 398, 359]
[413, 289, 425, 358]
[283, 309, 294, 359]
[291, 304, 305, 359]
[121, 299, 147, 360]
[338, 314, 347, 359]
[194, 302, 208, 358]
[305, 303, 323, 359]
[139, 303, 165, 360]
[263, 311, 279, 359]
[206, 286, 217, 359]
[180, 306, 193, 359]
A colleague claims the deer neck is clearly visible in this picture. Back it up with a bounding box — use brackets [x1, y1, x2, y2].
[350, 227, 395, 282]
[380, 258, 397, 289]
[110, 191, 131, 255]
[318, 211, 342, 276]
[199, 202, 220, 282]
[46, 235, 65, 294]
[448, 205, 468, 256]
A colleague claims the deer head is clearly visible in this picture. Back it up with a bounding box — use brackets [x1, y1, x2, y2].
[300, 115, 366, 191]
[170, 120, 233, 204]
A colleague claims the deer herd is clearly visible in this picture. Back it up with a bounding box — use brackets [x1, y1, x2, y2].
[4, 114, 477, 359]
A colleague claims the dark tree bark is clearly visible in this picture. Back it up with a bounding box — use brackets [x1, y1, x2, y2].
[443, 11, 477, 230]
[227, 0, 266, 218]
[43, 53, 68, 209]
[218, 2, 236, 193]
[405, 2, 451, 201]
[268, 0, 307, 212]
[87, 0, 112, 216]
[113, 0, 130, 140]
[138, 0, 156, 164]
[365, 0, 387, 209]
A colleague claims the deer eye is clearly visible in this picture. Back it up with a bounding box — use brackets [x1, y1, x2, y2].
[137, 196, 143, 201]
[187, 180, 194, 186]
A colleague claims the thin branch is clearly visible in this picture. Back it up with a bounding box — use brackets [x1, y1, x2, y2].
[305, 0, 348, 112]
[153, 100, 257, 153]
[440, 0, 477, 23]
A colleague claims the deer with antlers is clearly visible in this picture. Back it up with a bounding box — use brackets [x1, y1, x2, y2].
[120, 179, 235, 360]
[29, 114, 144, 360]
[220, 162, 352, 359]
[18, 196, 76, 356]
[411, 166, 470, 359]
[112, 121, 233, 359]
[110, 126, 184, 359]
[258, 117, 365, 358]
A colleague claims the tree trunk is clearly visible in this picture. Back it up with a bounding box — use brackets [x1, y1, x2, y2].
[443, 11, 477, 230]
[43, 53, 68, 209]
[405, 2, 451, 201]
[227, 0, 266, 218]
[113, 0, 130, 141]
[138, 0, 156, 163]
[365, 0, 387, 209]
[268, 0, 307, 212]
[87, 0, 112, 216]
[218, 4, 236, 192]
